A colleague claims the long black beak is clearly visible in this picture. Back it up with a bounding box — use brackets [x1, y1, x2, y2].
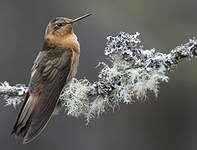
[70, 13, 92, 23]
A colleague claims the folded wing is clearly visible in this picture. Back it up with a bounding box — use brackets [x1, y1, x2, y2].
[12, 47, 73, 144]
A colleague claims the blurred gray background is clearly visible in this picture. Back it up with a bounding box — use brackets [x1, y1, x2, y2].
[0, 0, 197, 149]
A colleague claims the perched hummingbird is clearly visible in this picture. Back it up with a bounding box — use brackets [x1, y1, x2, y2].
[11, 13, 91, 144]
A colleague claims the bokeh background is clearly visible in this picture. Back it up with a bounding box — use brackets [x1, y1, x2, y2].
[0, 0, 197, 149]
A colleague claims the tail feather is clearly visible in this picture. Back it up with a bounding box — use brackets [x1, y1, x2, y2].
[11, 94, 38, 137]
[23, 83, 61, 144]
[12, 78, 63, 144]
[11, 93, 29, 136]
[12, 66, 68, 144]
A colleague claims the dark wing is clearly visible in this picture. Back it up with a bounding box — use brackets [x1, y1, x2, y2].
[12, 48, 73, 144]
[12, 51, 46, 137]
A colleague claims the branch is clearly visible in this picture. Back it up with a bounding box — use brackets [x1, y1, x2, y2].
[1, 32, 197, 122]
[0, 82, 27, 108]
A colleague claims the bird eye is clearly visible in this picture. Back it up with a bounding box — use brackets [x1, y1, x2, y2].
[56, 23, 63, 27]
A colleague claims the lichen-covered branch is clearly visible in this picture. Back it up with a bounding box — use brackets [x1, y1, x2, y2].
[0, 82, 27, 108]
[1, 32, 197, 122]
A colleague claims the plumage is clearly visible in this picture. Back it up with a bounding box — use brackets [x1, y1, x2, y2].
[12, 44, 74, 143]
[10, 13, 92, 143]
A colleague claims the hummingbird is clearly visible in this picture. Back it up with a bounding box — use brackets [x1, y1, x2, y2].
[11, 13, 91, 144]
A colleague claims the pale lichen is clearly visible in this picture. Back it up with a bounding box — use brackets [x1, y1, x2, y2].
[0, 81, 27, 108]
[59, 78, 91, 117]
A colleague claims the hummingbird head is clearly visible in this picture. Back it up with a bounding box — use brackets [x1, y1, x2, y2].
[45, 13, 92, 38]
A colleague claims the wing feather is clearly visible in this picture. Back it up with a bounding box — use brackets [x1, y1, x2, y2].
[12, 47, 73, 144]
